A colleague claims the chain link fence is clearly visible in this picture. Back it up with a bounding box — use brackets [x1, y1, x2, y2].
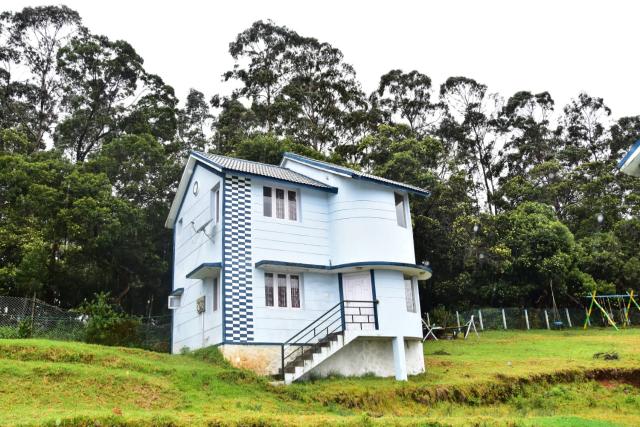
[0, 296, 171, 351]
[424, 306, 640, 331]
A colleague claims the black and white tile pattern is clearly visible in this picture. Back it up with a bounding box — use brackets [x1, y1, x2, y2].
[223, 175, 254, 342]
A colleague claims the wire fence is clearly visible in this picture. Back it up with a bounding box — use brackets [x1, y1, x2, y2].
[0, 296, 171, 352]
[424, 306, 640, 331]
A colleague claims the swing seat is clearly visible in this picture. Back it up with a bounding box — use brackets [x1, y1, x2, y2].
[552, 320, 564, 329]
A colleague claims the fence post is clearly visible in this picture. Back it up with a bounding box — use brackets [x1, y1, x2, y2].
[565, 308, 573, 328]
[544, 310, 550, 330]
[456, 311, 461, 328]
[501, 308, 507, 329]
[524, 309, 530, 330]
[478, 310, 484, 331]
[426, 312, 430, 326]
[30, 292, 36, 333]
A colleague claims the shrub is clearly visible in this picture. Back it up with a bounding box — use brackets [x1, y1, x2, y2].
[77, 292, 141, 347]
[17, 318, 33, 338]
[0, 326, 19, 339]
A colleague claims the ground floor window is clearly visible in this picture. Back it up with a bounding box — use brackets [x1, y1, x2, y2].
[264, 272, 301, 308]
[404, 275, 416, 312]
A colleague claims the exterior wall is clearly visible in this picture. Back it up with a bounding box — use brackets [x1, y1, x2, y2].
[250, 177, 340, 343]
[172, 165, 223, 352]
[301, 338, 425, 378]
[252, 272, 340, 343]
[282, 160, 417, 266]
[250, 177, 331, 266]
[374, 270, 423, 339]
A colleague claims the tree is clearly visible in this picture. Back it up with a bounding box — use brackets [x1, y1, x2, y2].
[374, 69, 440, 137]
[1, 6, 83, 150]
[54, 33, 146, 161]
[175, 89, 212, 157]
[496, 91, 556, 178]
[439, 77, 501, 214]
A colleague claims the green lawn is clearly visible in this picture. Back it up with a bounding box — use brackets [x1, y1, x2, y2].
[1, 329, 639, 426]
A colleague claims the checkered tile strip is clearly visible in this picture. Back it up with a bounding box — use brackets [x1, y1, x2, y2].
[223, 175, 254, 342]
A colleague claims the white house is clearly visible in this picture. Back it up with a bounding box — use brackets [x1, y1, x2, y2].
[619, 140, 640, 177]
[165, 151, 432, 383]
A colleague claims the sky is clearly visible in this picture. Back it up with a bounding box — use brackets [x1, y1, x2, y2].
[4, 0, 640, 118]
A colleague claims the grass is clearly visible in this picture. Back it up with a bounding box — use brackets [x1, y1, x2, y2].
[0, 329, 639, 426]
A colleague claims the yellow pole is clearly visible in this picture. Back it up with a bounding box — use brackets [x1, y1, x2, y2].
[584, 290, 596, 330]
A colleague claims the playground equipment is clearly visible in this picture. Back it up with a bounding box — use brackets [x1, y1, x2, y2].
[583, 290, 640, 330]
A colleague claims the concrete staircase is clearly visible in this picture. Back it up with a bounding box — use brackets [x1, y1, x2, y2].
[280, 332, 347, 384]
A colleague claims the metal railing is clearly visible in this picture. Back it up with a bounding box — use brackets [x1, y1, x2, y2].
[280, 299, 378, 378]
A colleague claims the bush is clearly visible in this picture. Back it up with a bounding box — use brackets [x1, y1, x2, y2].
[77, 292, 141, 347]
[0, 326, 19, 339]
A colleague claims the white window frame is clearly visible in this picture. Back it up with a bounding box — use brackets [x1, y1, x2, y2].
[264, 272, 303, 309]
[211, 185, 220, 224]
[168, 295, 181, 310]
[212, 277, 219, 311]
[262, 185, 299, 222]
[395, 192, 408, 228]
[404, 275, 417, 313]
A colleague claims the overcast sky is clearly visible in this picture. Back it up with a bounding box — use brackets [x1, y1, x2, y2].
[5, 0, 640, 118]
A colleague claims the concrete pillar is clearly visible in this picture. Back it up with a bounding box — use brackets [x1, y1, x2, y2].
[392, 336, 408, 381]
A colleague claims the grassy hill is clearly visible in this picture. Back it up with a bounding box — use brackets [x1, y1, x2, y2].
[1, 330, 640, 426]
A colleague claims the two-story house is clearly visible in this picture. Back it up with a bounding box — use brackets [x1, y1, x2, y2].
[165, 151, 432, 383]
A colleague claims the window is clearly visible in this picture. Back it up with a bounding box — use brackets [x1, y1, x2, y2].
[263, 186, 298, 221]
[168, 295, 181, 309]
[211, 186, 220, 224]
[275, 189, 285, 219]
[404, 276, 416, 312]
[265, 273, 274, 306]
[395, 193, 407, 227]
[264, 272, 302, 308]
[288, 191, 297, 221]
[212, 278, 219, 311]
[290, 275, 300, 308]
[263, 187, 272, 217]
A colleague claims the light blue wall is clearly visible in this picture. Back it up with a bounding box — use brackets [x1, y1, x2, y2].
[172, 165, 223, 352]
[373, 270, 422, 339]
[250, 177, 339, 342]
[252, 272, 340, 342]
[282, 160, 417, 265]
[251, 177, 331, 265]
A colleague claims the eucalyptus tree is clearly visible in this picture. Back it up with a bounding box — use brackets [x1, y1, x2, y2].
[0, 6, 83, 151]
[374, 69, 441, 137]
[223, 20, 369, 153]
[558, 93, 612, 165]
[281, 39, 368, 152]
[439, 76, 502, 214]
[224, 20, 299, 133]
[54, 32, 177, 162]
[175, 89, 213, 157]
[496, 91, 556, 178]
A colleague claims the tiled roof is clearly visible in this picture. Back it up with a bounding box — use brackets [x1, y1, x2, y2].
[281, 152, 430, 196]
[192, 151, 336, 191]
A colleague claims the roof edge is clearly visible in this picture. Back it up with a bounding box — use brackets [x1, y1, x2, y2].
[281, 152, 431, 197]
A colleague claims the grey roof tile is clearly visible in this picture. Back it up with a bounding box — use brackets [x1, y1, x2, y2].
[192, 151, 335, 191]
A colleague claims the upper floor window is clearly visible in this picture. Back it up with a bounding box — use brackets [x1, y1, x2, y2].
[264, 272, 301, 308]
[211, 186, 220, 224]
[395, 193, 407, 227]
[263, 186, 298, 221]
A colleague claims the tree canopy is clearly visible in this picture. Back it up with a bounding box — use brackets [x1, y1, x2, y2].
[1, 9, 639, 315]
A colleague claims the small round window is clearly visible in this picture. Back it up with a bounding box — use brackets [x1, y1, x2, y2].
[192, 180, 199, 196]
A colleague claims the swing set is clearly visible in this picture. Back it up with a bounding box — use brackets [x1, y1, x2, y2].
[583, 290, 640, 330]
